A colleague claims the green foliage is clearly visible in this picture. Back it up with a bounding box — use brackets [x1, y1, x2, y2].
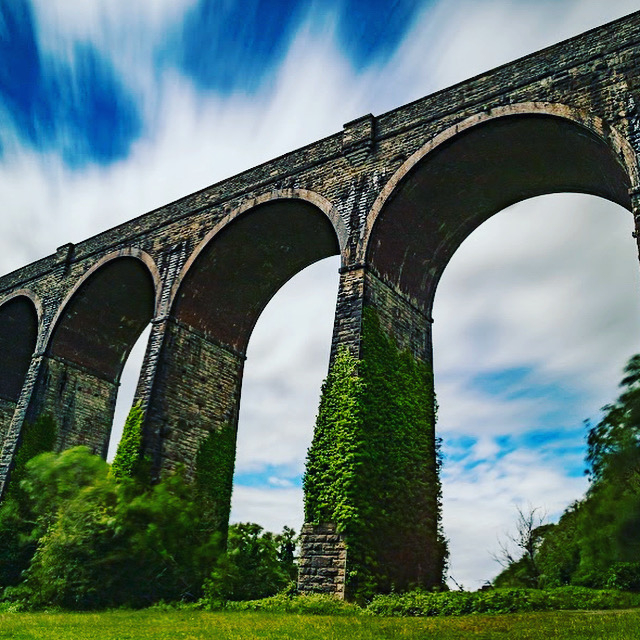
[303, 307, 446, 599]
[221, 591, 363, 615]
[204, 523, 297, 602]
[194, 424, 237, 533]
[111, 403, 146, 481]
[366, 586, 640, 617]
[5, 447, 221, 609]
[303, 345, 364, 527]
[0, 414, 57, 590]
[8, 414, 57, 496]
[497, 353, 640, 591]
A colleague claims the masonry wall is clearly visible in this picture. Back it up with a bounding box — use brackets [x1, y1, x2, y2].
[30, 357, 118, 457]
[143, 320, 244, 478]
[0, 400, 15, 448]
[297, 523, 347, 599]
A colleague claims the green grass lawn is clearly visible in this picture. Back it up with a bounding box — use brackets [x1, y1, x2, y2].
[1, 609, 640, 640]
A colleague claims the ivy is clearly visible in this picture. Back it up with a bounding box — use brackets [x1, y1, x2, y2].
[8, 413, 57, 499]
[111, 403, 145, 481]
[303, 307, 447, 599]
[194, 423, 237, 533]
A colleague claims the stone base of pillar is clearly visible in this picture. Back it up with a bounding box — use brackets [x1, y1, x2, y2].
[297, 522, 347, 599]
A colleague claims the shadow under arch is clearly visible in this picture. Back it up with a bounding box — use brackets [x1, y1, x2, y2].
[34, 253, 157, 456]
[171, 193, 343, 352]
[0, 292, 40, 441]
[365, 104, 636, 317]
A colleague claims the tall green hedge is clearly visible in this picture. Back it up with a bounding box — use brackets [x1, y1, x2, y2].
[304, 308, 447, 599]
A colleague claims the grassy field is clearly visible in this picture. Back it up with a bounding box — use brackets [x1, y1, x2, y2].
[1, 609, 640, 639]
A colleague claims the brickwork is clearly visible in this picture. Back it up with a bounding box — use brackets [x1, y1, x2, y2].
[0, 11, 637, 595]
[143, 320, 244, 477]
[0, 400, 15, 447]
[32, 357, 118, 458]
[297, 523, 347, 599]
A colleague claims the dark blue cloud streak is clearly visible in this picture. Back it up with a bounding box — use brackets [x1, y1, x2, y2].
[0, 0, 141, 167]
[171, 0, 425, 94]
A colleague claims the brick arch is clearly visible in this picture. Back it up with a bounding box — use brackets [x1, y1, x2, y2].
[46, 251, 158, 384]
[364, 103, 637, 315]
[170, 191, 342, 353]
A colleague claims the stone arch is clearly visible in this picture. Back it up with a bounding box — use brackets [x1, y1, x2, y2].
[46, 250, 159, 381]
[39, 252, 157, 454]
[364, 103, 637, 317]
[0, 292, 40, 442]
[170, 191, 343, 352]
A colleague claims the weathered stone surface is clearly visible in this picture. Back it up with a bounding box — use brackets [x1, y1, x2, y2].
[0, 11, 639, 597]
[298, 523, 347, 599]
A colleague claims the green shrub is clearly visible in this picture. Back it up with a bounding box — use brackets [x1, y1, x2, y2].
[223, 591, 363, 615]
[204, 523, 296, 602]
[606, 563, 640, 592]
[0, 414, 57, 591]
[366, 587, 640, 617]
[5, 447, 221, 609]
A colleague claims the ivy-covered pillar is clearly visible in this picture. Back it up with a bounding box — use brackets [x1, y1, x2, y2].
[300, 265, 447, 600]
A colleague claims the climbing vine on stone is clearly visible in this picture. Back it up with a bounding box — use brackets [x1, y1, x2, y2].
[111, 403, 145, 481]
[304, 307, 447, 599]
[195, 424, 237, 533]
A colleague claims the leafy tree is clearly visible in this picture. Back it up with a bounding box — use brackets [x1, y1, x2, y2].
[493, 354, 640, 591]
[0, 414, 57, 590]
[205, 522, 297, 601]
[7, 447, 222, 608]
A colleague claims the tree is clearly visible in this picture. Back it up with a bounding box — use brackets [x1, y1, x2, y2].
[7, 447, 222, 608]
[205, 522, 297, 601]
[493, 506, 549, 588]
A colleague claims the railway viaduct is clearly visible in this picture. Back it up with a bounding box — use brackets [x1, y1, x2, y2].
[1, 11, 640, 597]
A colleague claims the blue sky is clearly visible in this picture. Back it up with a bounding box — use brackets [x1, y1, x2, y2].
[2, 0, 640, 588]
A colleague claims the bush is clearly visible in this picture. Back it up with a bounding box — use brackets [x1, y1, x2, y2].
[4, 447, 222, 609]
[203, 523, 296, 602]
[366, 587, 640, 617]
[222, 591, 363, 616]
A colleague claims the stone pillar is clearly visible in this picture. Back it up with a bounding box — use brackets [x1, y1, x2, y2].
[0, 353, 45, 497]
[630, 187, 640, 261]
[0, 399, 16, 447]
[26, 356, 118, 457]
[141, 318, 244, 483]
[297, 523, 347, 598]
[299, 263, 443, 599]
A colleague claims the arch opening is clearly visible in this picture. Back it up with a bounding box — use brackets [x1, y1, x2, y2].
[0, 295, 39, 441]
[229, 256, 340, 533]
[367, 113, 633, 313]
[148, 197, 341, 527]
[43, 256, 156, 456]
[363, 112, 639, 590]
[431, 192, 640, 588]
[173, 198, 341, 352]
